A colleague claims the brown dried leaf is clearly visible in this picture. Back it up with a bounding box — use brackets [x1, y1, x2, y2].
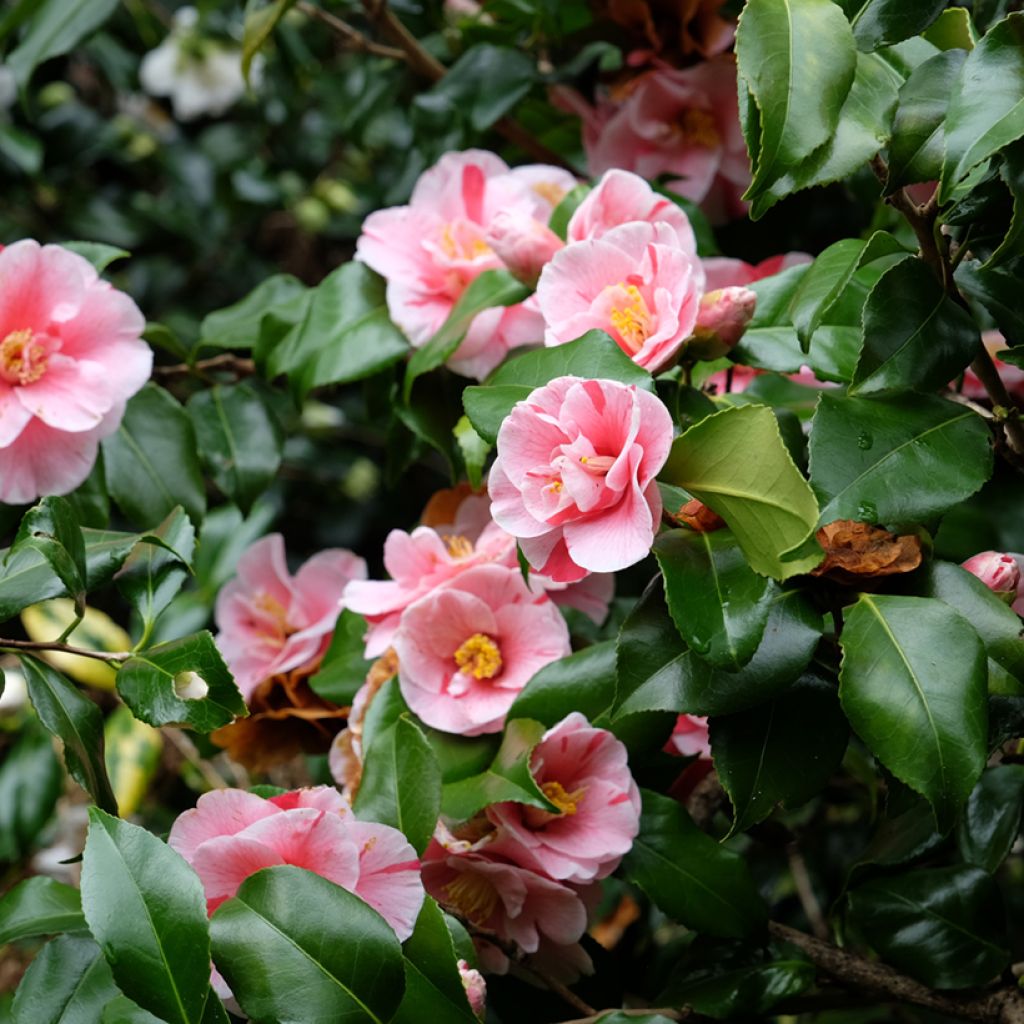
[672, 498, 726, 533]
[811, 520, 922, 584]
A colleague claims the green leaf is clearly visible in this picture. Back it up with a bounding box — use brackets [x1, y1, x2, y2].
[210, 865, 405, 1024]
[0, 719, 61, 862]
[956, 259, 1024, 345]
[82, 809, 211, 1024]
[267, 263, 409, 398]
[654, 529, 776, 670]
[839, 594, 987, 831]
[187, 383, 283, 512]
[8, 497, 87, 617]
[0, 123, 42, 174]
[116, 631, 246, 733]
[658, 959, 815, 1019]
[102, 386, 207, 529]
[453, 415, 490, 490]
[463, 330, 653, 443]
[308, 609, 374, 705]
[887, 49, 968, 192]
[851, 257, 980, 394]
[11, 936, 119, 1024]
[241, 0, 297, 80]
[100, 995, 168, 1024]
[441, 718, 558, 822]
[355, 714, 441, 855]
[808, 392, 994, 527]
[922, 6, 976, 50]
[60, 242, 130, 273]
[623, 789, 767, 938]
[847, 866, 1009, 988]
[986, 140, 1024, 266]
[940, 12, 1024, 202]
[849, 0, 947, 50]
[615, 585, 822, 718]
[20, 655, 118, 813]
[404, 270, 530, 400]
[548, 183, 591, 240]
[957, 764, 1024, 873]
[660, 404, 821, 579]
[6, 0, 119, 86]
[711, 676, 848, 835]
[0, 876, 85, 946]
[199, 274, 308, 352]
[736, 0, 858, 202]
[392, 898, 478, 1024]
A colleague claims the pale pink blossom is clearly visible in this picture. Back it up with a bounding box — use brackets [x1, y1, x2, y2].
[702, 251, 811, 290]
[567, 169, 697, 257]
[485, 212, 564, 287]
[578, 57, 750, 222]
[458, 960, 487, 1018]
[0, 240, 151, 505]
[962, 551, 1021, 600]
[489, 376, 673, 583]
[394, 564, 571, 735]
[215, 534, 367, 701]
[538, 221, 703, 371]
[666, 714, 711, 758]
[689, 286, 757, 359]
[486, 713, 640, 883]
[169, 786, 423, 940]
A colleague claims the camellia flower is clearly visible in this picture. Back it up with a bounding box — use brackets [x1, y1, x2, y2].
[458, 960, 487, 1018]
[393, 564, 571, 735]
[215, 534, 367, 701]
[688, 285, 758, 359]
[666, 714, 711, 758]
[356, 151, 575, 379]
[486, 713, 641, 883]
[0, 240, 151, 505]
[962, 551, 1022, 602]
[485, 212, 564, 287]
[140, 7, 260, 122]
[489, 376, 674, 582]
[537, 221, 704, 371]
[168, 786, 424, 940]
[702, 251, 812, 290]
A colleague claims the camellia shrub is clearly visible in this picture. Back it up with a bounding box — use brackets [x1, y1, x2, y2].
[3, 1, 1024, 1022]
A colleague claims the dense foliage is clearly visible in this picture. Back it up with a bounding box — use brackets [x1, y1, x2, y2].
[2, 1, 1024, 1022]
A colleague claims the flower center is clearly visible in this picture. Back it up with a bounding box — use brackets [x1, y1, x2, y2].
[454, 633, 503, 680]
[440, 222, 492, 262]
[444, 534, 474, 559]
[444, 870, 499, 925]
[541, 780, 586, 815]
[607, 283, 652, 354]
[532, 181, 568, 208]
[252, 592, 293, 641]
[673, 107, 720, 148]
[0, 329, 48, 385]
[578, 454, 616, 475]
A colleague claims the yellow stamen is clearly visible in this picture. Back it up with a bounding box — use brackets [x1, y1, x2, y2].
[532, 181, 568, 208]
[444, 871, 499, 925]
[541, 780, 586, 816]
[675, 107, 720, 148]
[608, 284, 652, 354]
[454, 633, 503, 680]
[444, 534, 474, 559]
[0, 329, 47, 385]
[440, 223, 492, 261]
[252, 592, 292, 640]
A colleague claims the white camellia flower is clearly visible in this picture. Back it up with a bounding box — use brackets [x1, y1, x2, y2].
[139, 7, 262, 122]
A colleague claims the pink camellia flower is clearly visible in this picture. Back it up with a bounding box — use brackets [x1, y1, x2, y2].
[215, 534, 367, 701]
[688, 286, 758, 359]
[485, 212, 564, 287]
[537, 221, 703, 371]
[457, 960, 487, 1018]
[666, 714, 711, 758]
[356, 151, 574, 380]
[0, 239, 151, 505]
[566, 169, 697, 257]
[169, 785, 424, 941]
[577, 57, 750, 222]
[489, 376, 673, 583]
[394, 564, 571, 735]
[702, 251, 811, 290]
[962, 551, 1022, 602]
[486, 712, 641, 883]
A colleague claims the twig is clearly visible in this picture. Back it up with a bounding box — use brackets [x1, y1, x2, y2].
[0, 638, 130, 663]
[786, 842, 829, 940]
[297, 2, 405, 60]
[164, 728, 231, 792]
[151, 353, 256, 381]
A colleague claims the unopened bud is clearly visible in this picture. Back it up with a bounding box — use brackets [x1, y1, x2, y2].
[457, 959, 487, 1018]
[485, 211, 563, 287]
[962, 551, 1021, 602]
[687, 286, 757, 360]
[173, 670, 209, 700]
[674, 499, 725, 533]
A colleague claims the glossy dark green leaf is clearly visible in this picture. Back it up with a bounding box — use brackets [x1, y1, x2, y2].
[839, 595, 987, 830]
[210, 865, 405, 1024]
[453, 416, 490, 490]
[712, 676, 848, 835]
[987, 140, 1024, 266]
[463, 330, 653, 442]
[425, 44, 535, 131]
[808, 392, 994, 527]
[82, 809, 211, 1024]
[887, 50, 968, 192]
[102, 385, 206, 529]
[852, 258, 979, 394]
[11, 935, 119, 1024]
[849, 0, 947, 50]
[0, 718, 62, 861]
[737, 0, 857, 202]
[0, 876, 85, 946]
[404, 270, 529, 400]
[61, 242, 130, 274]
[392, 898, 478, 1024]
[116, 631, 246, 733]
[199, 273, 308, 352]
[99, 995, 166, 1024]
[940, 12, 1024, 202]
[853, 788, 945, 875]
[241, 0, 297, 80]
[7, 0, 119, 85]
[548, 183, 591, 239]
[20, 655, 118, 813]
[847, 866, 1009, 988]
[655, 529, 776, 670]
[8, 498, 87, 615]
[661, 405, 821, 579]
[956, 259, 1024, 346]
[957, 764, 1024, 873]
[187, 383, 283, 513]
[308, 609, 374, 705]
[659, 959, 814, 1018]
[623, 790, 767, 938]
[355, 714, 441, 854]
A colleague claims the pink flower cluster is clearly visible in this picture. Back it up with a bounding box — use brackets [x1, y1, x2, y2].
[421, 712, 640, 975]
[0, 240, 151, 505]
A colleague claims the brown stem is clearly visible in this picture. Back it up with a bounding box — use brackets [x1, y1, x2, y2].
[151, 353, 256, 381]
[297, 2, 405, 60]
[164, 728, 230, 791]
[786, 843, 828, 941]
[0, 638, 130, 663]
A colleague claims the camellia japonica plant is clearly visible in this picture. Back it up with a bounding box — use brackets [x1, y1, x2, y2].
[2, 1, 1024, 1022]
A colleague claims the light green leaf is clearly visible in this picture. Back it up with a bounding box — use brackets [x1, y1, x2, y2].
[7, 0, 119, 86]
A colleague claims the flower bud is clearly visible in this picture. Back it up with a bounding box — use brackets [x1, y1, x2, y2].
[457, 959, 487, 1018]
[485, 211, 563, 287]
[962, 551, 1021, 602]
[173, 670, 209, 700]
[673, 498, 725, 533]
[687, 286, 757, 360]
